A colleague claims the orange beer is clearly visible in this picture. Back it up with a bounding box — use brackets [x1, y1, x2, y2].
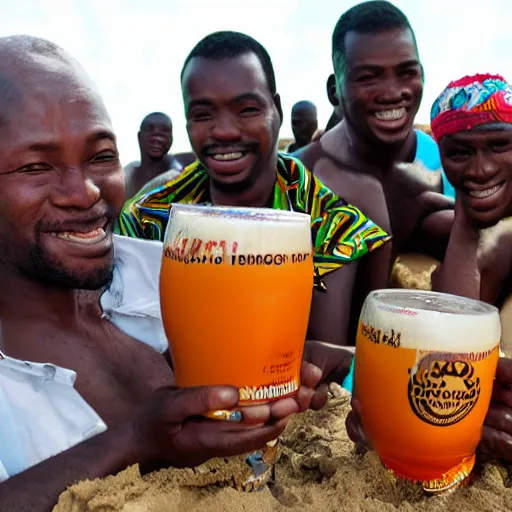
[354, 289, 500, 493]
[160, 204, 313, 406]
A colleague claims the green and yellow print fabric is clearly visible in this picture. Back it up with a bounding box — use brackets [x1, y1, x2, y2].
[116, 153, 391, 288]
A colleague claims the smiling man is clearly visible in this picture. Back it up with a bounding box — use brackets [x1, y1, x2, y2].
[117, 31, 392, 346]
[345, 73, 512, 467]
[124, 112, 185, 199]
[0, 35, 315, 511]
[295, 0, 454, 260]
[431, 74, 512, 310]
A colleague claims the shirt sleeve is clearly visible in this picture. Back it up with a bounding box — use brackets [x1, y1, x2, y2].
[115, 195, 146, 239]
[310, 186, 391, 283]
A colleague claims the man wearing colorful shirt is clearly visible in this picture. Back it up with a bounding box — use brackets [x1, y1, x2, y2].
[117, 30, 392, 347]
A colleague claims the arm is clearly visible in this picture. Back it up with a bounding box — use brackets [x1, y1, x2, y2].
[0, 422, 138, 512]
[308, 263, 359, 346]
[348, 240, 393, 343]
[407, 191, 454, 260]
[431, 197, 481, 299]
[0, 386, 296, 512]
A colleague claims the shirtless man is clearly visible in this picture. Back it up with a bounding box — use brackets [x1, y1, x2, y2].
[124, 112, 195, 199]
[286, 101, 318, 153]
[295, 0, 453, 259]
[0, 36, 326, 511]
[117, 30, 392, 346]
[343, 74, 512, 464]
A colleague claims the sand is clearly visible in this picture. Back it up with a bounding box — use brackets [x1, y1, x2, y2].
[54, 392, 512, 512]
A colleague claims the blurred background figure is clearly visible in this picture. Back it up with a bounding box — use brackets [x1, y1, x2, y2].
[285, 101, 318, 153]
[124, 112, 195, 198]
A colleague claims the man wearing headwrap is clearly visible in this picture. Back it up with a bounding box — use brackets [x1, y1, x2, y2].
[344, 73, 512, 466]
[431, 74, 512, 311]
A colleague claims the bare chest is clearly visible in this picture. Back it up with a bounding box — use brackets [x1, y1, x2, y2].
[2, 317, 174, 427]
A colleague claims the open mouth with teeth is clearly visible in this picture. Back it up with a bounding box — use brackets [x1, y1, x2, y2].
[52, 228, 108, 246]
[467, 181, 505, 199]
[374, 108, 407, 121]
[211, 152, 246, 161]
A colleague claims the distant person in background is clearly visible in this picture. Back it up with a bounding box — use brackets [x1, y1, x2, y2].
[295, 0, 454, 261]
[124, 112, 187, 198]
[285, 101, 318, 153]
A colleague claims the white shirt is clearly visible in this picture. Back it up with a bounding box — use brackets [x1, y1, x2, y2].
[0, 235, 167, 481]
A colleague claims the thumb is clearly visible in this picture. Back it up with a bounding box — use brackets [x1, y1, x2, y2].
[157, 386, 240, 423]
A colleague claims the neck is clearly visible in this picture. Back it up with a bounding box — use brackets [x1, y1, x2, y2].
[0, 268, 101, 330]
[342, 121, 417, 171]
[139, 154, 173, 177]
[209, 161, 277, 208]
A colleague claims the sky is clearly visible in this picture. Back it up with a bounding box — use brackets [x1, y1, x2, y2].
[1, 0, 511, 165]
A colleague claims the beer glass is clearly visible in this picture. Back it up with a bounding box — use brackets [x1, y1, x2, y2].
[160, 204, 313, 412]
[354, 289, 501, 493]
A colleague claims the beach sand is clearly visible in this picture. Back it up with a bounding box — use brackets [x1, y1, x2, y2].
[54, 391, 512, 512]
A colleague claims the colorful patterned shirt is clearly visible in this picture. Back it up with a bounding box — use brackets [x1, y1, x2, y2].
[116, 153, 391, 288]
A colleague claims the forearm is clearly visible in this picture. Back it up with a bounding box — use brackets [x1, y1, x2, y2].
[431, 219, 481, 299]
[0, 421, 138, 512]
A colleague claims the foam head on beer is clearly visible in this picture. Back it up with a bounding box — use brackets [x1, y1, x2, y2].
[360, 289, 501, 353]
[164, 204, 313, 263]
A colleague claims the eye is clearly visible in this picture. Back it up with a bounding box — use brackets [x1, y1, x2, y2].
[490, 139, 512, 153]
[399, 68, 419, 79]
[189, 110, 213, 122]
[356, 74, 375, 83]
[91, 150, 119, 164]
[445, 148, 471, 162]
[17, 163, 53, 174]
[240, 106, 260, 116]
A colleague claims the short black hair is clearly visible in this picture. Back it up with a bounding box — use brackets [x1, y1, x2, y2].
[140, 112, 172, 130]
[181, 31, 277, 96]
[332, 1, 416, 79]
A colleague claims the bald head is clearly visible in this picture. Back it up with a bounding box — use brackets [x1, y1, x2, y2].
[0, 35, 104, 124]
[291, 100, 318, 148]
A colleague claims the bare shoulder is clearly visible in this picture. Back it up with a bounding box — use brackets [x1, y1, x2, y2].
[480, 218, 512, 265]
[124, 161, 139, 175]
[395, 162, 443, 194]
[292, 141, 322, 171]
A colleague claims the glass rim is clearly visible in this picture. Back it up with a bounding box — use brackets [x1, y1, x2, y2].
[169, 203, 311, 223]
[367, 288, 499, 316]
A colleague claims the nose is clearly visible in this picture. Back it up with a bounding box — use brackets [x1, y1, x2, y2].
[376, 77, 411, 104]
[50, 167, 101, 210]
[212, 111, 241, 141]
[473, 152, 500, 180]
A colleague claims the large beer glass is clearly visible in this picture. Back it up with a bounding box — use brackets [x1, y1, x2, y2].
[354, 289, 501, 493]
[160, 204, 313, 410]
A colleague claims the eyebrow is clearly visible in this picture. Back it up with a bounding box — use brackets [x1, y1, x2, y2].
[22, 129, 117, 153]
[187, 93, 266, 110]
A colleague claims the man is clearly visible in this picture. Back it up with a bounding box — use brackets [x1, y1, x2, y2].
[430, 74, 512, 318]
[124, 112, 194, 199]
[346, 73, 512, 466]
[117, 31, 392, 346]
[295, 0, 453, 259]
[0, 36, 330, 511]
[285, 101, 318, 153]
